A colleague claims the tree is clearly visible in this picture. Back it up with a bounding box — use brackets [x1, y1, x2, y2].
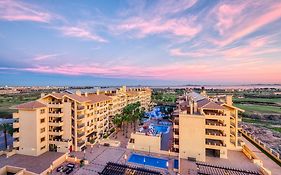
[112, 114, 122, 138]
[0, 123, 13, 149]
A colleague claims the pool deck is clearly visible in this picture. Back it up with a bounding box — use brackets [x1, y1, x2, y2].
[71, 144, 177, 175]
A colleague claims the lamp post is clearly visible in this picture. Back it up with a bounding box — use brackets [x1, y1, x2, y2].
[83, 149, 86, 160]
[90, 144, 93, 153]
[124, 154, 127, 164]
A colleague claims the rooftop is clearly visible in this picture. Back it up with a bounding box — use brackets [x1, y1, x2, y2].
[99, 162, 162, 175]
[0, 152, 64, 174]
[12, 101, 46, 110]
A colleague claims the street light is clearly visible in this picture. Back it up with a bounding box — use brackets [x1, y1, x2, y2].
[124, 154, 127, 164]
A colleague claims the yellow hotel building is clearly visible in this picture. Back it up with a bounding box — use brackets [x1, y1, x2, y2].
[173, 91, 244, 162]
[12, 86, 151, 156]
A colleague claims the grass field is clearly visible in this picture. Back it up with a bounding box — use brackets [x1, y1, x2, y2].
[0, 94, 41, 118]
[234, 97, 281, 103]
[242, 117, 281, 134]
[235, 104, 281, 114]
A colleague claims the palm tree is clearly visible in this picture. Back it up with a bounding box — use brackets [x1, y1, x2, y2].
[112, 115, 122, 138]
[0, 123, 13, 150]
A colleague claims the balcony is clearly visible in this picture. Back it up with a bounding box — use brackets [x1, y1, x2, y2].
[48, 102, 63, 108]
[13, 113, 19, 119]
[49, 130, 64, 136]
[13, 122, 20, 128]
[77, 141, 85, 147]
[77, 105, 85, 111]
[77, 123, 85, 129]
[205, 139, 226, 147]
[205, 120, 226, 127]
[49, 111, 63, 117]
[13, 141, 20, 148]
[77, 131, 85, 138]
[49, 120, 63, 127]
[13, 132, 19, 138]
[206, 129, 226, 137]
[77, 114, 85, 120]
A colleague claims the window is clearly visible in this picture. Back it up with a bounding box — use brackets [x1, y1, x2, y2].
[40, 137, 45, 142]
[129, 138, 135, 143]
[40, 146, 46, 150]
[40, 118, 45, 123]
[40, 109, 45, 114]
[40, 127, 45, 133]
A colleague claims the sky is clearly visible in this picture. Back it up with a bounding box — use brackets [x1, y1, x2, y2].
[0, 0, 281, 86]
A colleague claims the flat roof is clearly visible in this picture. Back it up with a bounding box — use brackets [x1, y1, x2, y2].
[0, 152, 64, 174]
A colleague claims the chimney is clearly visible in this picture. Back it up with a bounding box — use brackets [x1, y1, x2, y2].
[189, 100, 193, 114]
[193, 101, 198, 113]
[41, 93, 46, 97]
[85, 92, 88, 97]
[200, 86, 207, 96]
[225, 95, 233, 105]
[75, 90, 81, 96]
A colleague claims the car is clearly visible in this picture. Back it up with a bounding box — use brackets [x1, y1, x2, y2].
[67, 163, 75, 169]
[65, 168, 74, 174]
[62, 167, 69, 172]
[56, 166, 64, 172]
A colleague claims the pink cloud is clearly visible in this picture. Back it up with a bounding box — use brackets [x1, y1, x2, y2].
[33, 53, 64, 61]
[118, 17, 201, 39]
[212, 1, 281, 46]
[0, 0, 53, 23]
[57, 26, 107, 42]
[170, 48, 215, 57]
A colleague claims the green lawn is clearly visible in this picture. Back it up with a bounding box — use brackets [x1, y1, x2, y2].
[0, 94, 40, 118]
[235, 104, 281, 114]
[233, 97, 281, 103]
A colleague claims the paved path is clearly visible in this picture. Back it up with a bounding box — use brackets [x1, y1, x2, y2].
[242, 137, 281, 175]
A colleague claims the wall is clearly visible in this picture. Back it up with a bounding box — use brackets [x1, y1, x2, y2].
[179, 114, 206, 161]
[17, 109, 38, 156]
[127, 132, 161, 153]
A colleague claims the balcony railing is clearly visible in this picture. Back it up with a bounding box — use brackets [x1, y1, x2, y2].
[206, 130, 226, 137]
[77, 105, 85, 110]
[77, 123, 85, 129]
[77, 132, 85, 138]
[205, 139, 226, 147]
[206, 120, 226, 127]
[77, 141, 85, 147]
[77, 114, 85, 120]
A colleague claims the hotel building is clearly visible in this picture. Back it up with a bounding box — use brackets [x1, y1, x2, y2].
[173, 91, 244, 162]
[12, 86, 151, 156]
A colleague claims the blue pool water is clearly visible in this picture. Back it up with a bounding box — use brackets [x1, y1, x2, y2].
[128, 153, 168, 169]
[152, 125, 169, 134]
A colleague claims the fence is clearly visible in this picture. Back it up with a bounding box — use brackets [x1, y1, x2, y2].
[240, 129, 281, 165]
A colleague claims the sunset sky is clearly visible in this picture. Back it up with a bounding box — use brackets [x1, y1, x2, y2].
[0, 0, 281, 86]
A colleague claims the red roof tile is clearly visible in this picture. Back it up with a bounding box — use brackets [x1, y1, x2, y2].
[13, 101, 46, 109]
[87, 94, 112, 103]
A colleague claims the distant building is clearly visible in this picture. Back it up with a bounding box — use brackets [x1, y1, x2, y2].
[11, 86, 151, 156]
[173, 91, 244, 161]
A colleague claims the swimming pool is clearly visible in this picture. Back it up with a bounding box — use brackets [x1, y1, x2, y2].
[128, 153, 168, 169]
[151, 124, 170, 134]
